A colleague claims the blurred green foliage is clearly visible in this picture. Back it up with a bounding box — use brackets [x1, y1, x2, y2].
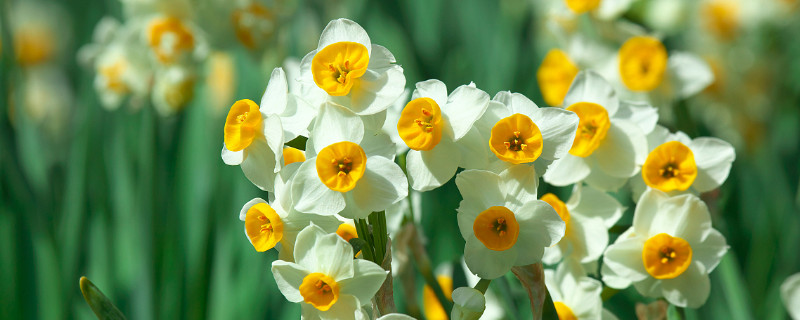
[1, 0, 799, 319]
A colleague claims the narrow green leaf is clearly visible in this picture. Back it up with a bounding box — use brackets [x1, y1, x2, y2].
[79, 276, 127, 320]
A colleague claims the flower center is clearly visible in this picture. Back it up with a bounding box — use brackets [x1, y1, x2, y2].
[231, 2, 274, 49]
[147, 16, 195, 64]
[553, 301, 578, 320]
[537, 49, 580, 106]
[564, 0, 600, 14]
[642, 233, 693, 279]
[489, 113, 544, 164]
[397, 97, 444, 151]
[336, 223, 358, 242]
[311, 41, 370, 96]
[642, 141, 698, 192]
[99, 59, 129, 94]
[14, 26, 55, 66]
[566, 102, 610, 157]
[244, 203, 284, 252]
[299, 273, 340, 311]
[473, 206, 520, 251]
[316, 141, 367, 192]
[618, 36, 668, 91]
[223, 99, 263, 152]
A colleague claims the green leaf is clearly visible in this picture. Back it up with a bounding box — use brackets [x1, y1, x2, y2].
[348, 238, 369, 257]
[79, 276, 127, 320]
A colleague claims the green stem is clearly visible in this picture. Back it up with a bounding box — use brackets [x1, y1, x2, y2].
[474, 278, 491, 294]
[354, 219, 375, 262]
[409, 224, 453, 314]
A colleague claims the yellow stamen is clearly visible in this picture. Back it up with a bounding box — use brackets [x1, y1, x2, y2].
[489, 114, 544, 164]
[642, 141, 698, 192]
[642, 233, 693, 279]
[316, 141, 367, 192]
[397, 97, 444, 151]
[473, 206, 520, 251]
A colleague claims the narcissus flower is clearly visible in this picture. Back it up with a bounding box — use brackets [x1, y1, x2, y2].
[455, 165, 565, 279]
[474, 91, 579, 177]
[400, 79, 490, 191]
[290, 102, 408, 219]
[145, 15, 204, 65]
[221, 98, 284, 192]
[630, 125, 735, 200]
[543, 71, 654, 191]
[601, 189, 729, 308]
[451, 287, 486, 320]
[423, 275, 453, 320]
[259, 67, 316, 142]
[272, 224, 388, 320]
[545, 259, 619, 320]
[560, 0, 636, 20]
[537, 49, 579, 107]
[541, 184, 624, 265]
[782, 273, 800, 320]
[299, 18, 405, 115]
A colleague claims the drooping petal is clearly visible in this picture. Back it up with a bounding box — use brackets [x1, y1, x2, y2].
[348, 156, 409, 216]
[463, 236, 517, 279]
[221, 145, 243, 165]
[543, 155, 591, 187]
[241, 138, 278, 191]
[407, 140, 461, 191]
[667, 52, 714, 99]
[660, 263, 711, 308]
[360, 129, 396, 160]
[614, 100, 658, 135]
[260, 67, 289, 115]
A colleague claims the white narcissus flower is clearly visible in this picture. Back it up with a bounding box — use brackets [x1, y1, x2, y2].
[561, 0, 635, 21]
[220, 97, 284, 192]
[400, 79, 490, 191]
[455, 165, 566, 279]
[601, 189, 729, 308]
[474, 91, 579, 178]
[545, 259, 617, 320]
[142, 14, 208, 66]
[259, 67, 316, 142]
[239, 163, 340, 262]
[451, 287, 486, 320]
[541, 184, 624, 266]
[290, 102, 408, 219]
[630, 125, 736, 201]
[381, 88, 411, 156]
[151, 65, 196, 116]
[543, 70, 653, 191]
[299, 18, 405, 115]
[782, 273, 800, 320]
[271, 224, 387, 320]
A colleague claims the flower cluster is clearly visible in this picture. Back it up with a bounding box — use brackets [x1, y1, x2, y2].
[223, 16, 736, 320]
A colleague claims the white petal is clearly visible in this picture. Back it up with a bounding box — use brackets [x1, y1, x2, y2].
[648, 193, 712, 243]
[529, 107, 579, 161]
[569, 278, 604, 318]
[317, 18, 371, 56]
[691, 229, 728, 273]
[568, 184, 624, 228]
[463, 236, 517, 279]
[442, 84, 490, 140]
[781, 273, 800, 320]
[361, 129, 396, 160]
[455, 127, 489, 170]
[331, 66, 406, 115]
[291, 160, 346, 216]
[411, 79, 448, 106]
[614, 100, 658, 135]
[264, 114, 285, 173]
[368, 44, 397, 71]
[221, 145, 243, 165]
[592, 121, 646, 178]
[568, 216, 609, 263]
[601, 236, 649, 288]
[632, 189, 669, 235]
[595, 0, 634, 20]
[492, 91, 538, 115]
[474, 100, 511, 136]
[279, 94, 315, 142]
[499, 164, 539, 212]
[241, 138, 278, 192]
[455, 170, 506, 215]
[543, 155, 591, 187]
[361, 110, 387, 132]
[583, 163, 631, 191]
[260, 67, 289, 115]
[377, 314, 417, 320]
[451, 287, 486, 320]
[296, 224, 355, 281]
[312, 102, 364, 151]
[646, 125, 671, 152]
[668, 52, 714, 99]
[338, 259, 388, 306]
[407, 140, 461, 191]
[271, 260, 309, 303]
[319, 294, 362, 320]
[515, 200, 566, 249]
[239, 197, 267, 221]
[563, 70, 619, 116]
[660, 263, 710, 308]
[689, 137, 735, 192]
[348, 156, 408, 215]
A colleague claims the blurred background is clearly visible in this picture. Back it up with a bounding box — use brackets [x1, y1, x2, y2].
[1, 0, 799, 319]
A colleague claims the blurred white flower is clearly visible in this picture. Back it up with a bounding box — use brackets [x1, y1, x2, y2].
[782, 273, 800, 320]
